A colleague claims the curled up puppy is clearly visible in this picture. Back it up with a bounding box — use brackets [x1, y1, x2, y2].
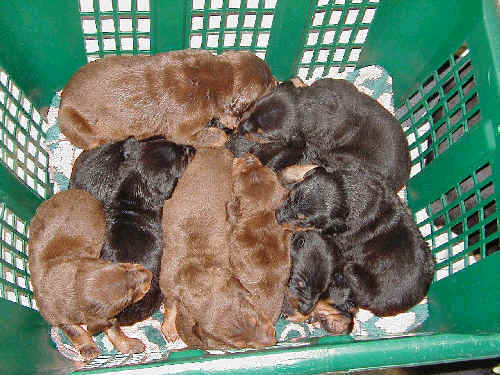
[160, 148, 276, 349]
[69, 136, 195, 340]
[276, 166, 435, 321]
[59, 49, 276, 150]
[28, 189, 152, 360]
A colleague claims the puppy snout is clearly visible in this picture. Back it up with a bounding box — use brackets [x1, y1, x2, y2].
[298, 300, 314, 316]
[239, 118, 256, 135]
[183, 145, 196, 161]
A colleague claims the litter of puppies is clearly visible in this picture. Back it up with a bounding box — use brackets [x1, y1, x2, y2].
[28, 49, 434, 360]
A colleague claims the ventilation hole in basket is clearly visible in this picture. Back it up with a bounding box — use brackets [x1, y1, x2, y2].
[348, 48, 361, 62]
[426, 92, 440, 108]
[437, 59, 451, 79]
[451, 126, 464, 143]
[462, 76, 475, 95]
[332, 48, 345, 61]
[450, 108, 463, 126]
[464, 194, 478, 211]
[454, 44, 470, 61]
[317, 49, 329, 63]
[448, 205, 461, 223]
[82, 17, 97, 34]
[247, 0, 259, 8]
[137, 17, 150, 32]
[261, 13, 274, 27]
[229, 0, 241, 8]
[445, 187, 458, 204]
[79, 0, 94, 12]
[459, 175, 474, 194]
[265, 0, 277, 8]
[345, 9, 359, 24]
[225, 13, 239, 27]
[99, 0, 113, 12]
[429, 198, 443, 215]
[465, 93, 479, 112]
[210, 0, 222, 8]
[422, 76, 436, 95]
[102, 37, 117, 51]
[446, 92, 460, 110]
[414, 208, 428, 224]
[240, 32, 253, 46]
[476, 163, 491, 183]
[408, 91, 421, 107]
[431, 106, 444, 125]
[339, 29, 352, 43]
[480, 182, 494, 202]
[119, 17, 133, 32]
[451, 221, 463, 234]
[458, 60, 473, 80]
[313, 11, 326, 26]
[442, 76, 456, 95]
[317, 0, 329, 5]
[329, 10, 342, 24]
[467, 110, 481, 128]
[257, 32, 270, 47]
[436, 266, 449, 281]
[362, 7, 376, 23]
[466, 211, 480, 230]
[435, 123, 447, 139]
[354, 28, 368, 43]
[208, 14, 221, 29]
[307, 31, 319, 46]
[412, 105, 425, 121]
[395, 105, 408, 120]
[138, 37, 150, 50]
[85, 38, 99, 53]
[120, 37, 133, 51]
[223, 33, 236, 47]
[118, 0, 131, 11]
[322, 30, 336, 44]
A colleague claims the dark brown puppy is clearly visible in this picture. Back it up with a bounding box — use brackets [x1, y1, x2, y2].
[276, 166, 435, 318]
[227, 153, 291, 324]
[160, 147, 276, 349]
[69, 136, 194, 330]
[28, 189, 152, 360]
[59, 49, 276, 150]
[227, 78, 410, 192]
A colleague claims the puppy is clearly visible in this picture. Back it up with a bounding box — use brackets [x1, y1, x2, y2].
[227, 153, 291, 324]
[160, 147, 276, 349]
[59, 49, 276, 150]
[276, 166, 435, 317]
[69, 136, 194, 330]
[227, 78, 410, 192]
[28, 189, 152, 360]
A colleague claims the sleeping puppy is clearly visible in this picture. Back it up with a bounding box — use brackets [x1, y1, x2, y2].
[160, 147, 276, 349]
[227, 78, 410, 192]
[227, 153, 291, 324]
[69, 136, 194, 329]
[59, 49, 276, 150]
[28, 189, 152, 360]
[276, 166, 435, 317]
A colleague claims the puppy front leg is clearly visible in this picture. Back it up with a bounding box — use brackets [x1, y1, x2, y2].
[104, 318, 146, 354]
[60, 324, 101, 361]
[161, 299, 180, 342]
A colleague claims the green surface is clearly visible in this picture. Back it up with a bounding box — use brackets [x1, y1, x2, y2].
[0, 0, 86, 109]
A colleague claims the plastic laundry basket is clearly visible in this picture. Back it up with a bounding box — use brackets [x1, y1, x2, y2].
[1, 0, 499, 374]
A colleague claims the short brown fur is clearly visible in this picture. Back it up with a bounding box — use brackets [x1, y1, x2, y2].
[28, 189, 153, 360]
[160, 148, 276, 349]
[59, 49, 276, 150]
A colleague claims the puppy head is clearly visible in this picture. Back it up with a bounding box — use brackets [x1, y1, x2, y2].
[287, 230, 335, 315]
[70, 136, 195, 207]
[237, 87, 292, 143]
[222, 51, 277, 127]
[232, 153, 288, 211]
[80, 261, 153, 319]
[276, 167, 348, 232]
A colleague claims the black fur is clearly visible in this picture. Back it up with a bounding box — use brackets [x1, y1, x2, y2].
[69, 136, 195, 325]
[226, 78, 410, 192]
[277, 166, 435, 317]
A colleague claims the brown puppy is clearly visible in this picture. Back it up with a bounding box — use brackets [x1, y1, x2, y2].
[227, 153, 291, 324]
[59, 49, 276, 150]
[28, 189, 153, 360]
[160, 147, 276, 349]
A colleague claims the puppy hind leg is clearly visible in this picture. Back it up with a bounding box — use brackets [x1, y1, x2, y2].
[104, 318, 146, 354]
[161, 300, 180, 342]
[60, 324, 101, 361]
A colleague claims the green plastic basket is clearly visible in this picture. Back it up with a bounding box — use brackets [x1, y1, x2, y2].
[1, 0, 500, 374]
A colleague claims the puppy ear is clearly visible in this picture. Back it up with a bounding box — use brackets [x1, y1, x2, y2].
[122, 137, 139, 160]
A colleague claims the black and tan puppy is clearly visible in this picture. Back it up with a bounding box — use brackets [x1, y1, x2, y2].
[28, 189, 153, 360]
[160, 147, 276, 349]
[59, 49, 276, 150]
[276, 166, 435, 318]
[69, 136, 194, 332]
[227, 78, 410, 192]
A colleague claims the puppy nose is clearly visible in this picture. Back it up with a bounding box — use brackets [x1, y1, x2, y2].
[184, 145, 196, 160]
[298, 301, 314, 316]
[239, 118, 255, 135]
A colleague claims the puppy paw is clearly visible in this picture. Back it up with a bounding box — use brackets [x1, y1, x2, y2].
[161, 321, 180, 342]
[191, 127, 228, 148]
[279, 164, 318, 186]
[78, 343, 102, 361]
[232, 153, 260, 176]
[289, 77, 307, 88]
[118, 337, 146, 354]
